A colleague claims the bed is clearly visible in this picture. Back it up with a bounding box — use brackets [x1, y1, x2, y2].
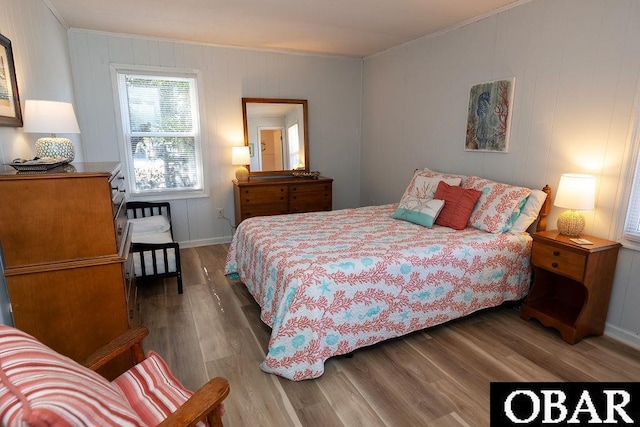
[225, 170, 551, 380]
[126, 202, 183, 294]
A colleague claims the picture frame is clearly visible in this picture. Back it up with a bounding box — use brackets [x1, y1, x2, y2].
[249, 142, 255, 157]
[465, 78, 514, 153]
[0, 33, 22, 127]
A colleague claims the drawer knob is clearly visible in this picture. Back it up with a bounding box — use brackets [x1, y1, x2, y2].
[551, 262, 559, 268]
[553, 251, 560, 256]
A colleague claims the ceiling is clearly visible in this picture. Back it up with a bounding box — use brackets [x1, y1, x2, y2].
[45, 0, 525, 58]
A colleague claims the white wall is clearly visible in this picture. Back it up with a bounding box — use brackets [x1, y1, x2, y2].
[0, 0, 80, 165]
[0, 0, 78, 325]
[361, 0, 640, 346]
[67, 31, 362, 246]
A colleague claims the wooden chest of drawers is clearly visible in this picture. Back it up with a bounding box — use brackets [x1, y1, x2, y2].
[0, 162, 134, 379]
[233, 176, 333, 224]
[521, 230, 621, 344]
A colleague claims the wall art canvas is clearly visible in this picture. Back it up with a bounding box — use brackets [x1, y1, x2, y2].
[0, 33, 22, 127]
[465, 78, 514, 153]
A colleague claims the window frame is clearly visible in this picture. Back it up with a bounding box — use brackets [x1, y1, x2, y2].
[110, 64, 208, 201]
[616, 90, 640, 250]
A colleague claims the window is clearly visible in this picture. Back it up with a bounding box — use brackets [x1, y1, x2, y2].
[114, 67, 203, 197]
[287, 123, 300, 169]
[622, 112, 640, 245]
[624, 153, 640, 242]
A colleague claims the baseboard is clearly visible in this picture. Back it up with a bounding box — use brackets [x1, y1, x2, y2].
[179, 236, 232, 248]
[604, 323, 640, 350]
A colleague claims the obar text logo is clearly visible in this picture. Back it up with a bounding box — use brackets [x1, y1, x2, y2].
[491, 382, 639, 425]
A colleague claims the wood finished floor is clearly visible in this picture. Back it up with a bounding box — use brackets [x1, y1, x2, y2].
[137, 244, 640, 426]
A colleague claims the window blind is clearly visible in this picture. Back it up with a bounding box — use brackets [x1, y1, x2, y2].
[624, 152, 640, 241]
[116, 72, 202, 195]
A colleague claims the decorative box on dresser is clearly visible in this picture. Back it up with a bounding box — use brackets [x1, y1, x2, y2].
[0, 162, 136, 379]
[233, 176, 333, 224]
[520, 230, 621, 344]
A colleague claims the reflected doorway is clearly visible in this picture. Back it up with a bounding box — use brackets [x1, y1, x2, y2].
[258, 127, 284, 171]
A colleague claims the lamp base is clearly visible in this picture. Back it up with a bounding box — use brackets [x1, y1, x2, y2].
[557, 210, 585, 236]
[235, 166, 249, 182]
[35, 137, 75, 162]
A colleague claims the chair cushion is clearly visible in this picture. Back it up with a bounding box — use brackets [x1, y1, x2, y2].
[0, 325, 144, 426]
[113, 351, 199, 426]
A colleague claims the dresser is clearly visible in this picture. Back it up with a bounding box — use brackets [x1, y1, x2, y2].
[520, 230, 621, 344]
[233, 176, 333, 224]
[0, 162, 135, 379]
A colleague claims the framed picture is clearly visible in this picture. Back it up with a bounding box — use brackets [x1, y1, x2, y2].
[0, 33, 22, 127]
[249, 142, 255, 157]
[465, 78, 514, 153]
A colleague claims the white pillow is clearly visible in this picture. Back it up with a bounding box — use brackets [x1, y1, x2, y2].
[509, 189, 548, 234]
[131, 230, 173, 244]
[128, 215, 171, 235]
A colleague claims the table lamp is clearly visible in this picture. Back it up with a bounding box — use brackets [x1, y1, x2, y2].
[23, 100, 81, 162]
[232, 146, 251, 182]
[554, 173, 596, 236]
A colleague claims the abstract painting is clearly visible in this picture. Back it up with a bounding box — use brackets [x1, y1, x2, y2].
[465, 78, 514, 153]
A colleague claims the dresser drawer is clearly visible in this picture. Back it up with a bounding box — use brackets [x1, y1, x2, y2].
[289, 182, 332, 213]
[241, 203, 289, 220]
[114, 197, 128, 250]
[110, 169, 125, 201]
[240, 185, 288, 205]
[123, 253, 138, 327]
[531, 242, 587, 282]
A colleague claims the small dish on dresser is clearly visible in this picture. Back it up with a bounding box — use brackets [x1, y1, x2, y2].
[292, 170, 321, 179]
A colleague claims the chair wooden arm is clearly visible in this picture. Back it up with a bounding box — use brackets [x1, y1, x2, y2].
[157, 377, 230, 427]
[82, 326, 149, 371]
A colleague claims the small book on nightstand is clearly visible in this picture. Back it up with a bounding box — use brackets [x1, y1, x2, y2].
[569, 237, 593, 245]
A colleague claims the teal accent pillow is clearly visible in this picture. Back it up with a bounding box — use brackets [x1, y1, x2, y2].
[392, 196, 445, 228]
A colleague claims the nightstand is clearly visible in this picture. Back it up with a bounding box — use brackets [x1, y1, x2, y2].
[520, 230, 621, 344]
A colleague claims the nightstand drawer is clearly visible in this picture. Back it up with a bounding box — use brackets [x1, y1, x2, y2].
[531, 243, 586, 282]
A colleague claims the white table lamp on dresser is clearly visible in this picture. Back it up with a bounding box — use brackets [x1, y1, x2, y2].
[23, 100, 80, 162]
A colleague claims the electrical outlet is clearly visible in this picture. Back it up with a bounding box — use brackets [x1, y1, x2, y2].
[217, 207, 224, 218]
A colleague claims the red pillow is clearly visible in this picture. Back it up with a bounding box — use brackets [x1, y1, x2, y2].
[434, 181, 482, 230]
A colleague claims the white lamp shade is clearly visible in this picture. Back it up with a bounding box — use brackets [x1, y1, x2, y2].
[231, 146, 251, 165]
[554, 174, 596, 210]
[23, 100, 80, 134]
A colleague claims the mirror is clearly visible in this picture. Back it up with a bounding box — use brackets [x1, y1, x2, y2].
[242, 98, 309, 177]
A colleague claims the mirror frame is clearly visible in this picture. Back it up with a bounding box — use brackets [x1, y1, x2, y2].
[242, 97, 309, 177]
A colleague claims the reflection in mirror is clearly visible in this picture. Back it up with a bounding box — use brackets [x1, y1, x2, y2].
[242, 98, 309, 176]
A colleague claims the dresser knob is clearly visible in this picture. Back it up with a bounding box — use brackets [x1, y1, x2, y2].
[551, 262, 559, 268]
[553, 251, 560, 256]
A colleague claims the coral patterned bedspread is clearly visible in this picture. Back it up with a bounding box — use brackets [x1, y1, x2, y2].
[224, 204, 532, 380]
